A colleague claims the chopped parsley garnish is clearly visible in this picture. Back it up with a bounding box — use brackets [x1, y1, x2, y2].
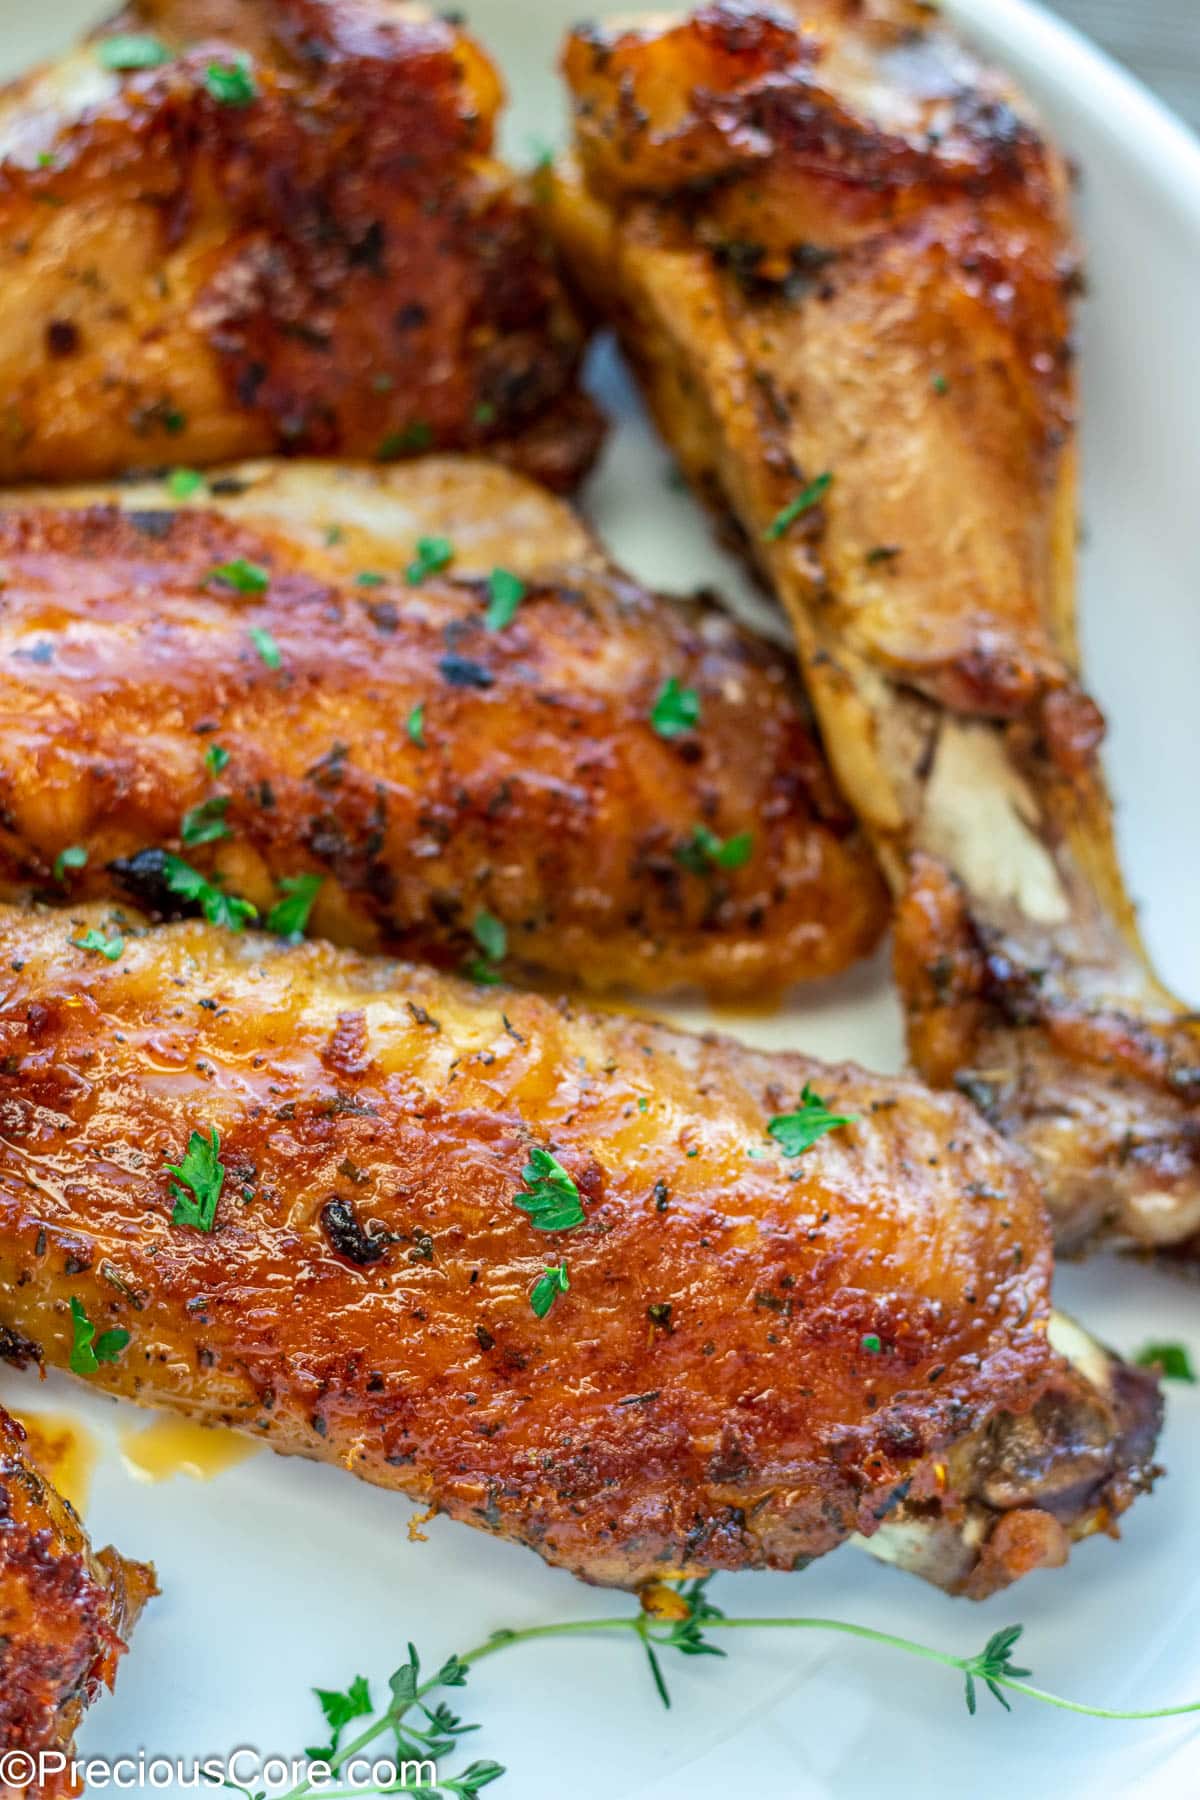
[932, 373, 950, 395]
[96, 33, 170, 71]
[53, 844, 87, 883]
[513, 1148, 583, 1232]
[763, 471, 833, 541]
[204, 58, 257, 107]
[204, 743, 231, 777]
[484, 568, 526, 631]
[406, 703, 426, 747]
[68, 1296, 130, 1375]
[72, 927, 124, 961]
[249, 626, 282, 669]
[650, 677, 701, 740]
[675, 825, 753, 873]
[164, 1126, 225, 1231]
[529, 1260, 570, 1319]
[406, 537, 454, 584]
[355, 571, 386, 587]
[167, 467, 206, 499]
[376, 422, 432, 460]
[162, 853, 257, 931]
[266, 873, 324, 940]
[465, 909, 506, 983]
[1134, 1341, 1196, 1383]
[860, 1332, 883, 1355]
[181, 795, 231, 846]
[209, 558, 270, 594]
[767, 1084, 858, 1158]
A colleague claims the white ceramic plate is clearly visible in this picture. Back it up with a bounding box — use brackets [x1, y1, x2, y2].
[1, 4, 1198, 1797]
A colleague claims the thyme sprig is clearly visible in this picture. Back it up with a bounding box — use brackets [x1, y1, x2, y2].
[239, 1577, 1200, 1800]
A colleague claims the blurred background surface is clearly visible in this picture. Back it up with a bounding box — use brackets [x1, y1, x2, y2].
[1048, 0, 1199, 130]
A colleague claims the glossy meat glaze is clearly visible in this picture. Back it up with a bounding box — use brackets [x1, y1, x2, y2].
[0, 458, 884, 996]
[0, 0, 600, 488]
[551, 0, 1200, 1246]
[0, 906, 1159, 1592]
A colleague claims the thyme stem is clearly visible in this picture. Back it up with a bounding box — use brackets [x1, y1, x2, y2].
[271, 1593, 1200, 1800]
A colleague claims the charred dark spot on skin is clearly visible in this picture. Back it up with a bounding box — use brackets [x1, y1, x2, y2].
[45, 318, 80, 358]
[319, 1197, 390, 1266]
[0, 1323, 42, 1368]
[439, 654, 494, 689]
[126, 511, 177, 540]
[109, 847, 192, 919]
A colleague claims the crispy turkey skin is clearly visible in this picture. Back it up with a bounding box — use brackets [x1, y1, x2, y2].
[0, 1406, 154, 1795]
[0, 457, 885, 997]
[551, 0, 1200, 1248]
[0, 0, 600, 490]
[0, 906, 1159, 1594]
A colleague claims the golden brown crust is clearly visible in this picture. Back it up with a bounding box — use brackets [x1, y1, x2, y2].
[0, 463, 885, 997]
[0, 1408, 155, 1793]
[0, 904, 1157, 1590]
[554, 0, 1200, 1246]
[0, 0, 600, 488]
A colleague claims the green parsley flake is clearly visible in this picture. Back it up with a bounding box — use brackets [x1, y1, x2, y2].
[266, 873, 324, 940]
[167, 467, 206, 499]
[377, 422, 432, 460]
[529, 1260, 570, 1319]
[675, 825, 753, 873]
[72, 927, 124, 962]
[472, 910, 506, 962]
[514, 1148, 583, 1232]
[406, 702, 426, 748]
[355, 571, 386, 587]
[406, 536, 454, 585]
[650, 677, 701, 739]
[860, 1332, 883, 1355]
[204, 743, 231, 777]
[484, 568, 526, 631]
[164, 1126, 225, 1231]
[162, 853, 257, 931]
[181, 795, 231, 846]
[96, 33, 170, 71]
[204, 58, 257, 107]
[465, 909, 506, 982]
[764, 471, 833, 541]
[209, 558, 270, 594]
[1134, 1342, 1196, 1383]
[249, 626, 282, 670]
[53, 844, 88, 883]
[767, 1084, 858, 1158]
[68, 1296, 130, 1375]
